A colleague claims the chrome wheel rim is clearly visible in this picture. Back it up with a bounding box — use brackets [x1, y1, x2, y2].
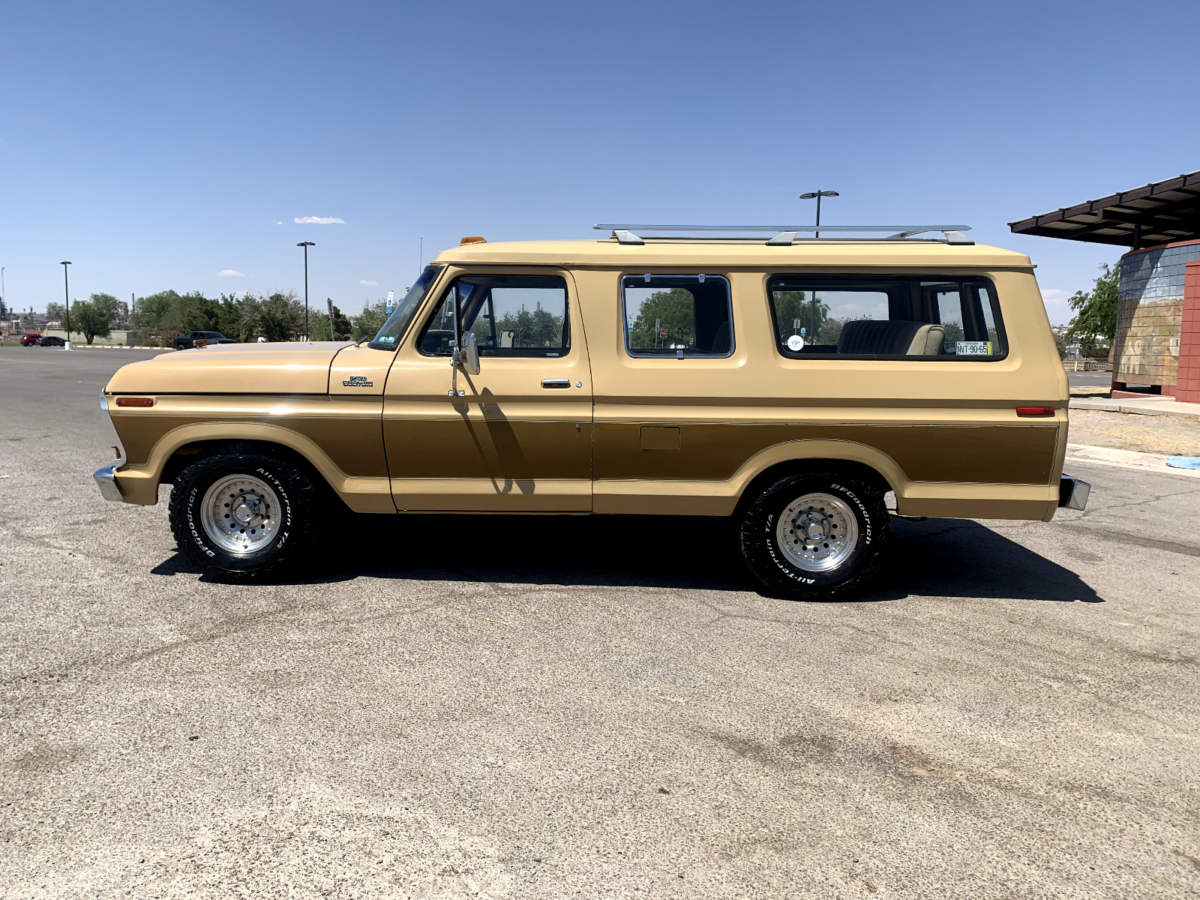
[776, 492, 859, 572]
[200, 475, 282, 556]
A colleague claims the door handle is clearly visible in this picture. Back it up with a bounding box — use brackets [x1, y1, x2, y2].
[541, 379, 571, 389]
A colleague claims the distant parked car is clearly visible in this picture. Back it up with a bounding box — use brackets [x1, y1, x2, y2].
[19, 334, 39, 346]
[174, 331, 237, 350]
[38, 335, 66, 347]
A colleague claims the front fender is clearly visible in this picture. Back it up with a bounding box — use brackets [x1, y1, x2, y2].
[112, 421, 394, 513]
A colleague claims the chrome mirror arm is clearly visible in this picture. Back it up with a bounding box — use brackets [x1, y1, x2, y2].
[447, 332, 479, 397]
[448, 344, 465, 397]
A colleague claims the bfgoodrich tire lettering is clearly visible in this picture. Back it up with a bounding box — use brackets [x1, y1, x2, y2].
[169, 442, 320, 583]
[739, 472, 889, 601]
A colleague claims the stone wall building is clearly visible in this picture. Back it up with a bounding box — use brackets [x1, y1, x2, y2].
[1011, 170, 1200, 401]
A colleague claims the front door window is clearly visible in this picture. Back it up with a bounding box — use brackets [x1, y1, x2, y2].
[419, 275, 569, 358]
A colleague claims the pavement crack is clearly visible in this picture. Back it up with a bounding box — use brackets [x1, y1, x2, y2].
[1074, 486, 1200, 520]
[1057, 524, 1200, 558]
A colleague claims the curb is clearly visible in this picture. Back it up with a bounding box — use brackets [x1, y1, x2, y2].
[1069, 397, 1200, 420]
[1066, 443, 1200, 479]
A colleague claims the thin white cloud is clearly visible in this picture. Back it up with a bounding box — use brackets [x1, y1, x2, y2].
[233, 290, 250, 299]
[275, 220, 283, 225]
[219, 269, 247, 277]
[360, 279, 379, 286]
[294, 216, 345, 225]
[1040, 289, 1075, 327]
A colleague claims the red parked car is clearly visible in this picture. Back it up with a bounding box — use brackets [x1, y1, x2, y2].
[19, 334, 39, 346]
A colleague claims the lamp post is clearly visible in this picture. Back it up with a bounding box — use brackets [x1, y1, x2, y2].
[297, 242, 315, 340]
[60, 261, 72, 348]
[800, 190, 839, 239]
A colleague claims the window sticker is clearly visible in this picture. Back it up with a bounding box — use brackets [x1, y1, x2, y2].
[786, 334, 805, 352]
[956, 340, 991, 356]
[376, 334, 396, 346]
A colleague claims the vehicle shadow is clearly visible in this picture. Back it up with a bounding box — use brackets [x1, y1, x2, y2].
[155, 513, 1102, 604]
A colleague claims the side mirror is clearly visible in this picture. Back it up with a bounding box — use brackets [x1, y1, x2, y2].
[461, 331, 480, 375]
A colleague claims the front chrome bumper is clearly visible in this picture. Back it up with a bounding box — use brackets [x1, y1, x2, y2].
[94, 464, 124, 502]
[1058, 474, 1091, 511]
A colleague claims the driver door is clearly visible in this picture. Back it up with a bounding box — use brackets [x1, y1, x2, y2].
[383, 267, 593, 511]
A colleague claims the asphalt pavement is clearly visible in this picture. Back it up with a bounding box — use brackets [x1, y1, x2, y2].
[1067, 371, 1112, 388]
[1, 346, 1198, 899]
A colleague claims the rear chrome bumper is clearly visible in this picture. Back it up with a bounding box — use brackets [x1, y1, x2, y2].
[94, 464, 124, 502]
[1058, 474, 1091, 511]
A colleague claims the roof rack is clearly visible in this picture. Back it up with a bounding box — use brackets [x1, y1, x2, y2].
[592, 224, 974, 246]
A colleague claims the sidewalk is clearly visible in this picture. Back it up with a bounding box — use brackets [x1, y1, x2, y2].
[1066, 443, 1200, 479]
[1070, 395, 1200, 419]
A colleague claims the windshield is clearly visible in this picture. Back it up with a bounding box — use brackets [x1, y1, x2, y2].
[368, 266, 443, 350]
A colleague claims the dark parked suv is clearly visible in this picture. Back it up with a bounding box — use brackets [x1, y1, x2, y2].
[174, 331, 236, 350]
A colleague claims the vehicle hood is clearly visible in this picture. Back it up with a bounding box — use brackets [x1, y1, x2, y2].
[105, 342, 354, 395]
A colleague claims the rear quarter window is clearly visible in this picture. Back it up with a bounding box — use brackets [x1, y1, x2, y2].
[767, 274, 1006, 360]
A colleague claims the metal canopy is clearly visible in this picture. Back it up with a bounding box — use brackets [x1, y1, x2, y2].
[593, 224, 974, 246]
[1009, 171, 1200, 249]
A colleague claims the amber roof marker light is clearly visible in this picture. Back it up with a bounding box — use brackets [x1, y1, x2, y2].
[460, 236, 486, 245]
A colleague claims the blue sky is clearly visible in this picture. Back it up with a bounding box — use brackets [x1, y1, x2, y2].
[2, 0, 1196, 325]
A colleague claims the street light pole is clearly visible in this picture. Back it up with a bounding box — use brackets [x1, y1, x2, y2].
[798, 191, 839, 340]
[800, 189, 839, 239]
[60, 261, 72, 346]
[297, 242, 315, 341]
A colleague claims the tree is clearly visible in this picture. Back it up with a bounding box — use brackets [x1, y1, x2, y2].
[1065, 263, 1119, 356]
[1052, 329, 1068, 359]
[71, 293, 122, 344]
[309, 302, 352, 341]
[773, 290, 835, 344]
[353, 299, 390, 341]
[629, 289, 696, 348]
[258, 292, 304, 342]
[217, 293, 261, 342]
[497, 304, 563, 348]
[132, 291, 181, 347]
[45, 301, 67, 324]
[161, 291, 220, 337]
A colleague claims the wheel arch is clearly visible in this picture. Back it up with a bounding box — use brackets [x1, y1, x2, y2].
[728, 440, 903, 521]
[112, 422, 393, 512]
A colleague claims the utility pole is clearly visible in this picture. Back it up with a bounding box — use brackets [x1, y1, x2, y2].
[297, 242, 315, 341]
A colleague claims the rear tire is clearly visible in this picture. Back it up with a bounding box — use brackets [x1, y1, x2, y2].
[738, 471, 889, 601]
[168, 442, 321, 584]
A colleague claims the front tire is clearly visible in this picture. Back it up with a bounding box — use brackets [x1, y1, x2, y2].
[739, 471, 889, 601]
[168, 443, 321, 583]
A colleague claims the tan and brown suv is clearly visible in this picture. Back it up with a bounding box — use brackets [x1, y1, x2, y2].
[94, 224, 1088, 599]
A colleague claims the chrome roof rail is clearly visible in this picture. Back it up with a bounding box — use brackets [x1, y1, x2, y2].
[594, 224, 974, 245]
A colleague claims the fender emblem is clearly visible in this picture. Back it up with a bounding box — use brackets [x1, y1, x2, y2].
[342, 376, 373, 387]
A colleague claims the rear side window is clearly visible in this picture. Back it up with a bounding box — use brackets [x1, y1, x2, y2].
[622, 274, 734, 357]
[767, 275, 1005, 359]
[418, 274, 569, 358]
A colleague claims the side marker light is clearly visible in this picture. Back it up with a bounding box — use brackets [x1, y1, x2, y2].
[116, 397, 155, 407]
[1016, 406, 1055, 417]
